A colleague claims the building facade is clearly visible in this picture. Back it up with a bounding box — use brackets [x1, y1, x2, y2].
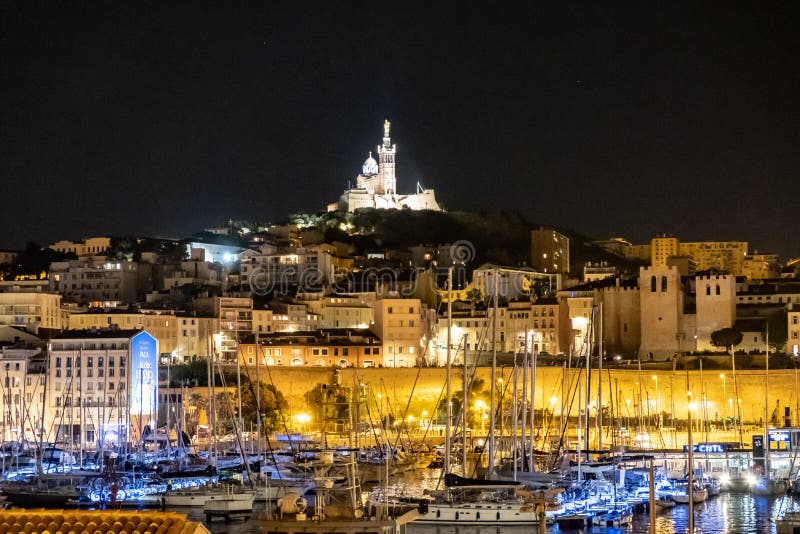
[48, 329, 158, 451]
[237, 330, 382, 368]
[329, 121, 442, 213]
[0, 291, 62, 333]
[372, 298, 425, 367]
[50, 259, 143, 307]
[530, 227, 570, 274]
[49, 237, 111, 258]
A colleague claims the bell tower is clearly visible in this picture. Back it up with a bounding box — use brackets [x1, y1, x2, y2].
[377, 119, 397, 195]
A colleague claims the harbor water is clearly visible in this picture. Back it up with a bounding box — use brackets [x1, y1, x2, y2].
[159, 467, 799, 534]
[168, 493, 796, 534]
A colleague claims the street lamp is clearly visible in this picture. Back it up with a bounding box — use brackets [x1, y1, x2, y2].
[720, 374, 727, 430]
[652, 375, 661, 427]
[295, 413, 311, 435]
[475, 400, 487, 435]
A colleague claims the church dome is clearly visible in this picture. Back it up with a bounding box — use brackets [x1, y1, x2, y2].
[362, 151, 379, 175]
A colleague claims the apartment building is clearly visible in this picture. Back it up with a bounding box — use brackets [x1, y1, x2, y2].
[48, 328, 158, 449]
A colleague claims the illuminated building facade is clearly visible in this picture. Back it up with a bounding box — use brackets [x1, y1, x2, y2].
[329, 120, 441, 213]
[650, 236, 748, 275]
[0, 291, 62, 333]
[530, 227, 570, 274]
[48, 328, 158, 451]
[48, 237, 111, 258]
[49, 259, 141, 307]
[790, 309, 800, 357]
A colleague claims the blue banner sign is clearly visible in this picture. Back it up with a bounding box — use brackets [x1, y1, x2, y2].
[130, 331, 158, 419]
[768, 430, 790, 442]
[682, 443, 727, 453]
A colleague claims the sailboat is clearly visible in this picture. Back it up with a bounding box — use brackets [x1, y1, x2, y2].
[263, 387, 419, 534]
[751, 327, 789, 496]
[408, 268, 562, 528]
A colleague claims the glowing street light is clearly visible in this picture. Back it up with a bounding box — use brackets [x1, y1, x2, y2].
[295, 413, 311, 434]
[652, 375, 661, 426]
[475, 400, 487, 435]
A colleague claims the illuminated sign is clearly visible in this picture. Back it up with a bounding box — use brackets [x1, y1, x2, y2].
[130, 331, 158, 419]
[769, 431, 790, 442]
[682, 443, 727, 453]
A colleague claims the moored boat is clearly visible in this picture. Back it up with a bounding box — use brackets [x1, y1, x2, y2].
[163, 484, 255, 507]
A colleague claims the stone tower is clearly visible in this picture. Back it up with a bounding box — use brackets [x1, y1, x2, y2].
[695, 273, 736, 351]
[377, 119, 397, 195]
[639, 265, 685, 359]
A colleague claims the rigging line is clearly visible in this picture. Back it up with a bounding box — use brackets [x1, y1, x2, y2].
[237, 361, 285, 482]
[389, 333, 431, 456]
[538, 367, 566, 453]
[259, 353, 296, 454]
[214, 365, 252, 482]
[554, 363, 585, 462]
[18, 371, 44, 450]
[357, 376, 389, 450]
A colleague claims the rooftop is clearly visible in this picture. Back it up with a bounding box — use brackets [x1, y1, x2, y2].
[53, 327, 145, 339]
[0, 509, 209, 534]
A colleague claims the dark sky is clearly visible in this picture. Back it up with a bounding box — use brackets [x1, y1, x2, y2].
[2, 4, 797, 257]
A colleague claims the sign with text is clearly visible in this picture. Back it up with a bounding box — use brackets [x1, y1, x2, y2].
[682, 443, 727, 453]
[130, 331, 158, 420]
[768, 430, 790, 442]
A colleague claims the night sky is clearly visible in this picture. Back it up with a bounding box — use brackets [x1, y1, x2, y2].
[2, 4, 797, 257]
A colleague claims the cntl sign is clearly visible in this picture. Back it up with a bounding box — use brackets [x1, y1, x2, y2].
[682, 443, 727, 453]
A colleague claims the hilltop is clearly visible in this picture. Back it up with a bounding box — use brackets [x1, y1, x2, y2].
[286, 209, 644, 276]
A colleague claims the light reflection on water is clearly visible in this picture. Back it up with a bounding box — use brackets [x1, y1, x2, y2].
[178, 469, 800, 534]
[379, 469, 797, 533]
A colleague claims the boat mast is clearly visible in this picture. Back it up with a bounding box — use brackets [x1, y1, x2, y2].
[512, 353, 518, 481]
[584, 310, 591, 460]
[597, 302, 603, 453]
[488, 268, 498, 476]
[521, 330, 528, 472]
[37, 342, 50, 477]
[765, 327, 770, 478]
[444, 267, 453, 476]
[461, 333, 468, 475]
[686, 353, 694, 534]
[530, 334, 537, 464]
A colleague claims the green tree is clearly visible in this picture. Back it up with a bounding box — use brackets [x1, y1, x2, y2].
[710, 328, 744, 353]
[768, 311, 789, 354]
[213, 391, 236, 436]
[186, 392, 206, 435]
[241, 381, 287, 433]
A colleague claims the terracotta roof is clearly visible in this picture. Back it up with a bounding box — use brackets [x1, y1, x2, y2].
[0, 509, 210, 534]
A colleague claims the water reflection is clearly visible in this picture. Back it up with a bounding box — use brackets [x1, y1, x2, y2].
[628, 493, 794, 534]
[169, 474, 799, 534]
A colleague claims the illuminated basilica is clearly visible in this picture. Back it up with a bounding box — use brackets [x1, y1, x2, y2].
[328, 120, 442, 212]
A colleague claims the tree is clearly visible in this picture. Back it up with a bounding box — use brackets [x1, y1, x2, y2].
[710, 328, 743, 353]
[241, 381, 287, 432]
[768, 311, 789, 354]
[186, 393, 206, 435]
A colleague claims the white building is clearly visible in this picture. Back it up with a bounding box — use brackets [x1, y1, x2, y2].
[329, 120, 442, 213]
[49, 237, 111, 258]
[0, 291, 62, 333]
[48, 328, 158, 451]
[789, 308, 800, 356]
[50, 259, 141, 307]
[240, 244, 337, 292]
[372, 298, 425, 367]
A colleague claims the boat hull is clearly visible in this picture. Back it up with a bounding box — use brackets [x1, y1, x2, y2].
[414, 502, 542, 525]
[671, 488, 708, 504]
[165, 490, 255, 507]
